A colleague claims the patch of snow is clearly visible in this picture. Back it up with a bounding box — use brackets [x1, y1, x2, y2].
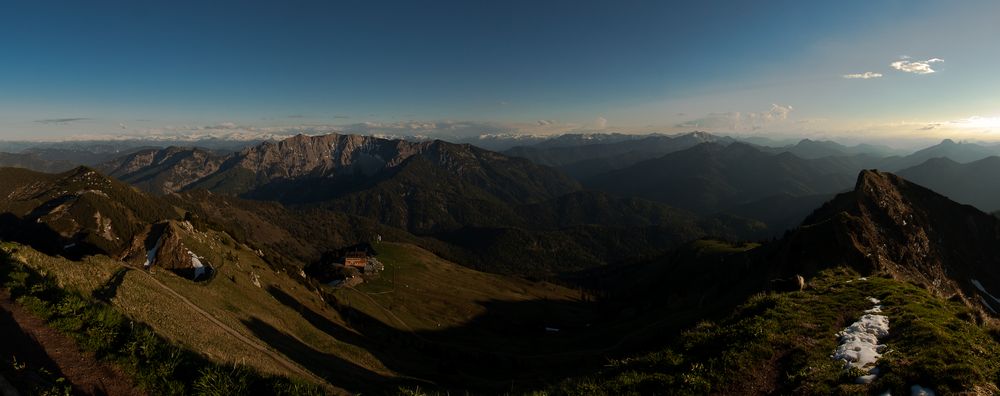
[856, 367, 879, 383]
[971, 279, 1000, 307]
[858, 277, 868, 281]
[188, 250, 206, 279]
[832, 297, 889, 383]
[143, 234, 165, 268]
[979, 295, 998, 314]
[910, 385, 935, 396]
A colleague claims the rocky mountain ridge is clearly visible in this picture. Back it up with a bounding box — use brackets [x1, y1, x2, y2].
[764, 169, 1000, 314]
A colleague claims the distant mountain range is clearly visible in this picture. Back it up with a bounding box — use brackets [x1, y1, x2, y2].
[582, 142, 859, 234]
[885, 138, 1000, 170]
[93, 134, 763, 276]
[504, 131, 731, 179]
[0, 152, 78, 173]
[0, 132, 996, 240]
[102, 133, 580, 213]
[756, 138, 902, 159]
[898, 156, 1000, 213]
[503, 134, 1000, 234]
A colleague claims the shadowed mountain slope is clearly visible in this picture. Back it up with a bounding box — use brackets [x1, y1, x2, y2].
[0, 152, 78, 173]
[759, 170, 1000, 310]
[98, 134, 766, 276]
[0, 166, 178, 258]
[504, 131, 732, 179]
[898, 156, 1000, 213]
[585, 142, 857, 214]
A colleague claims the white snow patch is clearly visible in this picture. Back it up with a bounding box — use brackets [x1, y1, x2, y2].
[971, 279, 1000, 308]
[910, 385, 935, 396]
[832, 297, 889, 383]
[856, 367, 879, 384]
[143, 234, 165, 268]
[878, 385, 936, 396]
[188, 250, 206, 279]
[979, 295, 998, 314]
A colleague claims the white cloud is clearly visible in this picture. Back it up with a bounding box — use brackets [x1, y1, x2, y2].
[677, 104, 794, 132]
[595, 117, 608, 129]
[890, 58, 943, 74]
[536, 119, 554, 126]
[843, 72, 883, 79]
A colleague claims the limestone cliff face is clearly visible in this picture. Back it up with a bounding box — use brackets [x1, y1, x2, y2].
[231, 134, 430, 179]
[123, 221, 205, 279]
[766, 169, 1000, 312]
[99, 133, 581, 202]
[224, 133, 531, 183]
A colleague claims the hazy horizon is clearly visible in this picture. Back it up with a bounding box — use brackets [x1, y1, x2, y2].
[2, 0, 998, 147]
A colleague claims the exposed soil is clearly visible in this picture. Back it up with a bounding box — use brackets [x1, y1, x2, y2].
[0, 289, 144, 396]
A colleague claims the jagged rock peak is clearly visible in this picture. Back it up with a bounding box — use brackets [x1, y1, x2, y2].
[777, 169, 1000, 315]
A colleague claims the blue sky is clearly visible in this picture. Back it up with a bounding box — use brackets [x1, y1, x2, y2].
[1, 0, 998, 144]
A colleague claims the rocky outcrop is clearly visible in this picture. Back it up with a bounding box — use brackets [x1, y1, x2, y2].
[123, 221, 209, 280]
[232, 134, 428, 179]
[764, 169, 1000, 313]
[0, 167, 178, 258]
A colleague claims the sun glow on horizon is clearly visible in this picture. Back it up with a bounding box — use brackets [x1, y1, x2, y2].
[952, 116, 1000, 131]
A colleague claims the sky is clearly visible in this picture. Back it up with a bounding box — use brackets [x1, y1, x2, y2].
[1, 0, 998, 146]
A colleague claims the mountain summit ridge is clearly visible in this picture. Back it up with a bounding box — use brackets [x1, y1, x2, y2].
[769, 169, 1000, 313]
[102, 133, 581, 199]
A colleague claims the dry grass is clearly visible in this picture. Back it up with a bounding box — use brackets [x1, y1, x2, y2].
[342, 242, 579, 331]
[10, 225, 399, 392]
[9, 236, 597, 393]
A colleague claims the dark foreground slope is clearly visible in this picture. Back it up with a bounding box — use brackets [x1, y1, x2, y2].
[549, 169, 1000, 395]
[552, 269, 1000, 395]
